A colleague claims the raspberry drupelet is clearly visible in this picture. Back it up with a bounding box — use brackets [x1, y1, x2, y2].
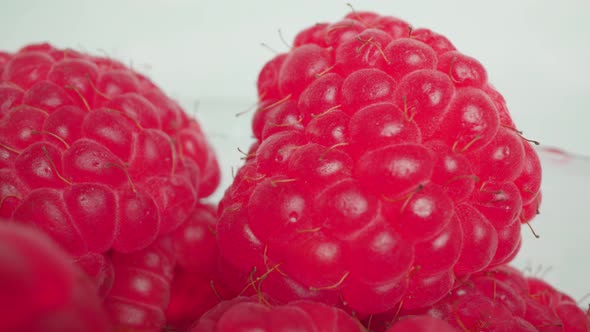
[217, 11, 542, 315]
[0, 43, 220, 255]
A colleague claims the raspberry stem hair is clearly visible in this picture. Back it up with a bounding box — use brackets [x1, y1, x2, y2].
[42, 145, 72, 185]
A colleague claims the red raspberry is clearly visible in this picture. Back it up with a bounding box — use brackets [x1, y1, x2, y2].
[218, 11, 542, 314]
[165, 270, 230, 331]
[189, 297, 365, 332]
[0, 43, 220, 256]
[104, 237, 175, 331]
[0, 222, 110, 332]
[73, 252, 114, 299]
[172, 204, 220, 275]
[370, 265, 590, 332]
[384, 316, 457, 332]
[165, 204, 237, 331]
[104, 203, 233, 332]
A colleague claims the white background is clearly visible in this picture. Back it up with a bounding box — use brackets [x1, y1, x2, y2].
[2, 0, 590, 303]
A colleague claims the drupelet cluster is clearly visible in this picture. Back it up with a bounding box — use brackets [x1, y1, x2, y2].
[217, 11, 542, 315]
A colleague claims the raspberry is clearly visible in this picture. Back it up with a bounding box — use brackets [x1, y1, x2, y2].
[189, 297, 365, 332]
[73, 252, 114, 299]
[370, 265, 590, 332]
[172, 204, 219, 275]
[103, 203, 232, 332]
[218, 11, 542, 314]
[165, 204, 237, 331]
[0, 43, 220, 256]
[384, 316, 457, 332]
[165, 270, 232, 331]
[104, 237, 175, 331]
[0, 222, 110, 332]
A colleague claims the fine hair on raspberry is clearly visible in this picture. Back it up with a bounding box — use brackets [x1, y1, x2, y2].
[217, 10, 543, 315]
[0, 43, 221, 256]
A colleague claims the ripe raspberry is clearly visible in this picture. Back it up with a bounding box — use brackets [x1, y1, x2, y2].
[105, 203, 232, 332]
[0, 222, 110, 332]
[166, 270, 231, 331]
[218, 11, 542, 314]
[172, 204, 220, 275]
[189, 297, 366, 332]
[104, 237, 175, 331]
[73, 252, 114, 299]
[165, 204, 237, 331]
[384, 316, 457, 332]
[0, 43, 220, 256]
[370, 265, 590, 332]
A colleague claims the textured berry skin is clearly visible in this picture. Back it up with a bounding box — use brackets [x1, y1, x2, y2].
[104, 237, 175, 332]
[103, 203, 233, 332]
[189, 297, 366, 332]
[165, 269, 233, 332]
[73, 252, 114, 299]
[0, 222, 110, 332]
[385, 316, 457, 332]
[0, 43, 220, 257]
[172, 204, 220, 275]
[165, 204, 237, 331]
[218, 12, 542, 314]
[370, 265, 590, 332]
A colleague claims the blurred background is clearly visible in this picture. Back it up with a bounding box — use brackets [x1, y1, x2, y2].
[1, 0, 589, 302]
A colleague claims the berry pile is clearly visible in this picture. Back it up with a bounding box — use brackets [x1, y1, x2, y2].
[1, 8, 588, 332]
[217, 11, 542, 315]
[0, 222, 110, 332]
